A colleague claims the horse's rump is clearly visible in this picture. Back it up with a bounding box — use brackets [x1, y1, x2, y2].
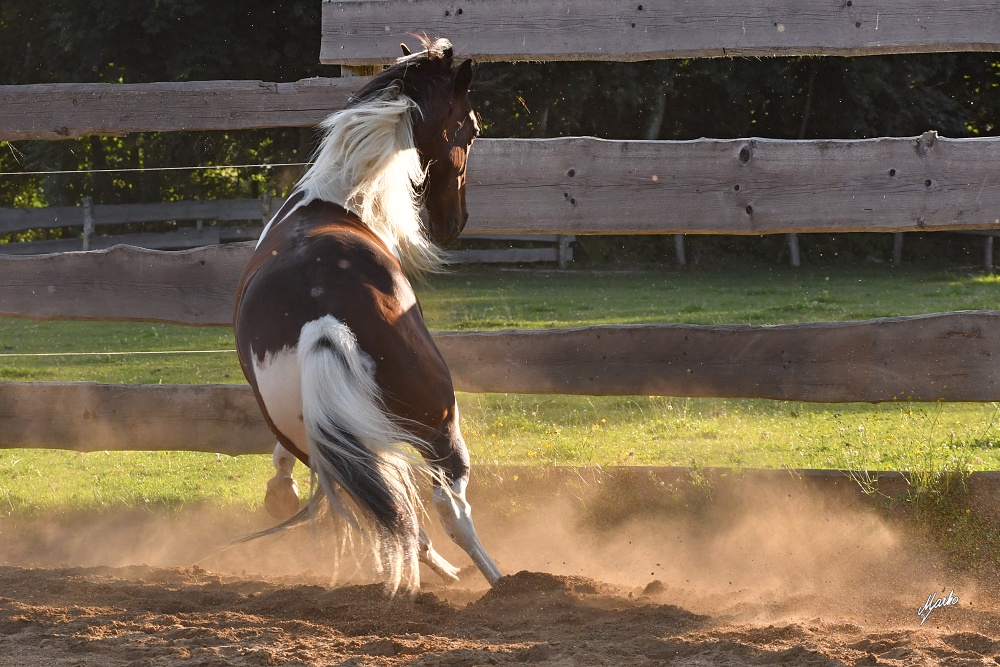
[237, 202, 454, 443]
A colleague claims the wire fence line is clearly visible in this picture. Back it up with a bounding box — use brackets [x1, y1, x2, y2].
[0, 349, 237, 358]
[0, 162, 310, 177]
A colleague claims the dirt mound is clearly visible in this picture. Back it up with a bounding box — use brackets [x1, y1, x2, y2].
[478, 569, 617, 599]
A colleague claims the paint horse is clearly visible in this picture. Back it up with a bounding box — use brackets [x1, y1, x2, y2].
[234, 38, 502, 593]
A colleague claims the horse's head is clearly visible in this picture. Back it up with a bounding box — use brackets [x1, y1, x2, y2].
[391, 39, 477, 245]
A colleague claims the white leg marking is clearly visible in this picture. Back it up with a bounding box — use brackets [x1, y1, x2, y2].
[433, 476, 503, 585]
[418, 528, 461, 583]
[264, 443, 300, 520]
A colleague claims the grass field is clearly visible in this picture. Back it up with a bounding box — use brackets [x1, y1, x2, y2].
[2, 263, 1000, 513]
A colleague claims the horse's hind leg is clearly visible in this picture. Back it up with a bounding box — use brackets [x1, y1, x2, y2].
[428, 406, 504, 586]
[418, 528, 461, 582]
[264, 443, 301, 520]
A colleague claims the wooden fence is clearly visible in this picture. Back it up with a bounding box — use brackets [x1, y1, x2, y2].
[0, 198, 270, 254]
[321, 0, 1000, 63]
[0, 196, 575, 264]
[6, 135, 1000, 238]
[1, 0, 999, 453]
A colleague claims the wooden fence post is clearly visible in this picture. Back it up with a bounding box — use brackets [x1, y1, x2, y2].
[674, 234, 686, 266]
[557, 235, 571, 269]
[787, 233, 800, 267]
[985, 235, 994, 274]
[262, 193, 273, 223]
[81, 196, 94, 251]
[893, 233, 904, 266]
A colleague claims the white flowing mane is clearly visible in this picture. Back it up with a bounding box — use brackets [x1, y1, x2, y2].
[293, 91, 445, 276]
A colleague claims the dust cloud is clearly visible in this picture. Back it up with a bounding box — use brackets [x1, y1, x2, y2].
[469, 479, 972, 627]
[3, 471, 999, 666]
[0, 470, 979, 628]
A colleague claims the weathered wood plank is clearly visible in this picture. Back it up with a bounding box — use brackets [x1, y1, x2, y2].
[2, 312, 999, 451]
[0, 78, 364, 141]
[462, 134, 1000, 235]
[0, 383, 274, 454]
[0, 198, 284, 235]
[436, 312, 1000, 402]
[0, 237, 566, 317]
[460, 233, 564, 242]
[90, 199, 276, 226]
[0, 228, 265, 255]
[0, 238, 89, 256]
[0, 244, 252, 325]
[218, 226, 266, 243]
[85, 229, 222, 251]
[450, 247, 559, 264]
[0, 206, 87, 234]
[0, 229, 224, 255]
[321, 0, 1000, 64]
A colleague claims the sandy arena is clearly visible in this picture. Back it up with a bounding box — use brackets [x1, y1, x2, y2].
[1, 469, 999, 666]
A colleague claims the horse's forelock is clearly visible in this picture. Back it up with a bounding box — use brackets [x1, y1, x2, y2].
[396, 36, 453, 64]
[349, 38, 461, 111]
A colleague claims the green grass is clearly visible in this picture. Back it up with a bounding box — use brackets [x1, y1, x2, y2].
[2, 263, 1000, 514]
[420, 264, 1000, 329]
[0, 449, 294, 516]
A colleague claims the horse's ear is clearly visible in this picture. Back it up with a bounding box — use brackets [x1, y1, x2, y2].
[400, 43, 411, 57]
[454, 59, 474, 94]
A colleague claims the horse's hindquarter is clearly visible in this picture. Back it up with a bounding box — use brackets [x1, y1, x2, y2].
[235, 203, 456, 461]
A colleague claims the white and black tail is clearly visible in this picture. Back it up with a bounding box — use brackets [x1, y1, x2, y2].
[298, 315, 424, 593]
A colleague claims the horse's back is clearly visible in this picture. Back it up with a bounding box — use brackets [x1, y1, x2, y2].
[235, 201, 455, 458]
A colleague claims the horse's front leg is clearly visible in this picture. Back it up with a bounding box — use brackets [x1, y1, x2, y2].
[264, 443, 301, 520]
[428, 404, 504, 586]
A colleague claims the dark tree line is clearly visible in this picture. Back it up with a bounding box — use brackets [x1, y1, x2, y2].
[1, 1, 998, 262]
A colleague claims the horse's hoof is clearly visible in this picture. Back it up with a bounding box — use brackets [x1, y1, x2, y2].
[264, 477, 300, 520]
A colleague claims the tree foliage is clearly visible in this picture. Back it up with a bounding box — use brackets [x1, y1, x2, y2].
[0, 0, 334, 214]
[472, 54, 998, 141]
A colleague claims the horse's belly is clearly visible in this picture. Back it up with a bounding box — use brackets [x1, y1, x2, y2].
[252, 347, 307, 453]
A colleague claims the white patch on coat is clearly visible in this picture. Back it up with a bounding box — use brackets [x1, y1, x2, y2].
[252, 346, 306, 452]
[256, 192, 315, 247]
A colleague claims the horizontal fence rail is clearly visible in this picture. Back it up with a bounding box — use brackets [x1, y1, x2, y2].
[4, 135, 999, 240]
[0, 383, 273, 455]
[3, 311, 1000, 451]
[0, 244, 251, 325]
[321, 0, 1000, 64]
[435, 313, 1000, 402]
[0, 243, 570, 323]
[0, 197, 278, 255]
[464, 134, 1000, 235]
[0, 198, 277, 236]
[0, 78, 361, 141]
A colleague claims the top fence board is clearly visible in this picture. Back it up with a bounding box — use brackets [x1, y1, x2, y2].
[321, 0, 1000, 64]
[0, 78, 357, 141]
